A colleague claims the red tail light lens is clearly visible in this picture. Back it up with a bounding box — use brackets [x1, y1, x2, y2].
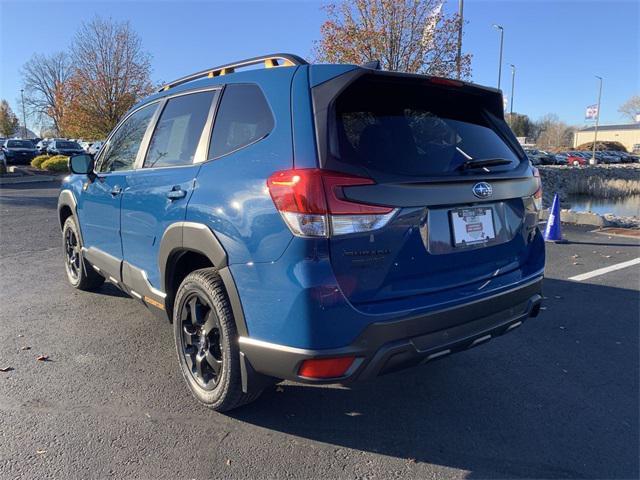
[267, 169, 396, 237]
[298, 356, 356, 379]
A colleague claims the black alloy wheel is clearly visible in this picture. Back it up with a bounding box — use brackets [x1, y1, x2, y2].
[179, 292, 223, 390]
[64, 226, 81, 282]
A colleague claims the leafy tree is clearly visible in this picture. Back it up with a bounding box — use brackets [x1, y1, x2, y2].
[315, 0, 471, 78]
[618, 95, 640, 122]
[0, 100, 19, 137]
[62, 16, 154, 139]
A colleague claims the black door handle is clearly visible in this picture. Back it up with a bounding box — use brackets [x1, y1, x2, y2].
[166, 186, 187, 200]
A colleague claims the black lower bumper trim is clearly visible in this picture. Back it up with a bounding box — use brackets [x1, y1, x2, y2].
[239, 276, 543, 383]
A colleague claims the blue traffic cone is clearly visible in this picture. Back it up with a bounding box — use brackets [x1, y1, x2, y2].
[544, 193, 566, 243]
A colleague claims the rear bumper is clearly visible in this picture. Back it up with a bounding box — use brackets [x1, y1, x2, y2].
[239, 276, 543, 383]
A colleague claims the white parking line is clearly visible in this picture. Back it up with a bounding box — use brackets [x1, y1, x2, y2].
[568, 257, 640, 282]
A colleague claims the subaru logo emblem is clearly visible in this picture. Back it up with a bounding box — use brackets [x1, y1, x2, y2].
[472, 182, 492, 199]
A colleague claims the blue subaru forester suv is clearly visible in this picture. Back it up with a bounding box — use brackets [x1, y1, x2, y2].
[59, 54, 545, 411]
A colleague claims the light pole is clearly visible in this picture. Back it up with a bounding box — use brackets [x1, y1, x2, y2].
[509, 64, 516, 119]
[20, 89, 27, 139]
[456, 0, 464, 79]
[493, 24, 504, 89]
[590, 75, 603, 165]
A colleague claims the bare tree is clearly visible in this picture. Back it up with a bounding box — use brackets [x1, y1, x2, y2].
[21, 52, 72, 135]
[65, 16, 154, 138]
[618, 95, 640, 122]
[314, 0, 471, 78]
[0, 100, 20, 137]
[535, 114, 575, 149]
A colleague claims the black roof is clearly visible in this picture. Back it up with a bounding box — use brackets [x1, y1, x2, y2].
[579, 123, 640, 132]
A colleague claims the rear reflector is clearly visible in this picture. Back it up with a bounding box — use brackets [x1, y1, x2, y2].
[298, 356, 356, 379]
[267, 169, 396, 237]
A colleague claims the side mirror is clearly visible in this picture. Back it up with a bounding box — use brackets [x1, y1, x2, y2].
[69, 153, 94, 175]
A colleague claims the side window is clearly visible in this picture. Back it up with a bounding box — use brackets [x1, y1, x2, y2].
[97, 103, 157, 173]
[144, 90, 217, 168]
[208, 84, 274, 159]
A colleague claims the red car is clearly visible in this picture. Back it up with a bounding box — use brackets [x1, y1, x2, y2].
[566, 152, 588, 166]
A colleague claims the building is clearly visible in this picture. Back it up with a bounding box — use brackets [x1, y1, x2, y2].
[573, 123, 640, 152]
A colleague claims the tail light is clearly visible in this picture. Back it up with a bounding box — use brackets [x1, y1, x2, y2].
[532, 167, 542, 211]
[267, 169, 397, 237]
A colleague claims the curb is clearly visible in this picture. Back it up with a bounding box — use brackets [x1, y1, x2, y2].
[0, 175, 60, 185]
[540, 208, 639, 229]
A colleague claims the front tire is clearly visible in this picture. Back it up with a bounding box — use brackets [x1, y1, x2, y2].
[173, 268, 262, 412]
[62, 216, 105, 291]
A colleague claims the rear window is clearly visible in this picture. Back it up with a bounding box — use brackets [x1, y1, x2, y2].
[57, 141, 81, 149]
[331, 77, 521, 178]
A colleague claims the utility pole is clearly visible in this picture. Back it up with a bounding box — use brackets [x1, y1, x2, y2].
[509, 64, 516, 119]
[493, 24, 504, 89]
[456, 0, 464, 79]
[590, 76, 603, 165]
[20, 89, 27, 139]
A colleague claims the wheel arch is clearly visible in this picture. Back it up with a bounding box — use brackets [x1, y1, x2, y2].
[159, 222, 248, 336]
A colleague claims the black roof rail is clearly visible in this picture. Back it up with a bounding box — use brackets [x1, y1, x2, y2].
[158, 53, 308, 92]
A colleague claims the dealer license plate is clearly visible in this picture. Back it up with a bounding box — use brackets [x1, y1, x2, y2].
[450, 207, 496, 246]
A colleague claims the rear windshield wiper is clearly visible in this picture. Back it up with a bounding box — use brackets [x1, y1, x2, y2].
[457, 158, 513, 171]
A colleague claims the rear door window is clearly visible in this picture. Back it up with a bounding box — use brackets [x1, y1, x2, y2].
[332, 77, 521, 178]
[143, 90, 217, 168]
[208, 84, 274, 159]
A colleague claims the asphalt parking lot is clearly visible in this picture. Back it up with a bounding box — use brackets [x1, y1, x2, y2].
[1, 181, 638, 479]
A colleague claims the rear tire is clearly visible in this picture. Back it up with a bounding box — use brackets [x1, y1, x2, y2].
[62, 216, 105, 291]
[173, 268, 262, 412]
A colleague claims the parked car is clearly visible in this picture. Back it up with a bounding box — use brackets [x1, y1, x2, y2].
[36, 140, 50, 154]
[595, 151, 619, 164]
[59, 53, 545, 411]
[1, 139, 38, 164]
[47, 139, 85, 156]
[88, 140, 104, 155]
[565, 152, 588, 166]
[79, 141, 93, 152]
[554, 153, 569, 165]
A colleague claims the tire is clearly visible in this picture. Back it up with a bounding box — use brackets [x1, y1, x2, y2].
[173, 268, 262, 412]
[62, 216, 105, 291]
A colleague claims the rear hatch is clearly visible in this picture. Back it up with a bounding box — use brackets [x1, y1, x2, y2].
[311, 70, 541, 308]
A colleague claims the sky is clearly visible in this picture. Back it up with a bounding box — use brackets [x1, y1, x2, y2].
[0, 0, 638, 133]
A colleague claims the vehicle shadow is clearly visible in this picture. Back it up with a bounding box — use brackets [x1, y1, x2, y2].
[231, 278, 639, 479]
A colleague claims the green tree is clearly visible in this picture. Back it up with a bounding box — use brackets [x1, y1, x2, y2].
[0, 100, 19, 137]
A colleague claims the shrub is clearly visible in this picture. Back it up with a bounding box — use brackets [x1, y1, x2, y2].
[31, 155, 51, 169]
[41, 155, 70, 173]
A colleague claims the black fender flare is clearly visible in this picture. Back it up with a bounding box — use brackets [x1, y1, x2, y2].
[57, 190, 83, 242]
[158, 222, 248, 337]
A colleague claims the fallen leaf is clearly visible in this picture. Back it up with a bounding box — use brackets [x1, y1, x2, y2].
[36, 449, 46, 455]
[0, 366, 14, 372]
[36, 355, 49, 362]
[275, 386, 284, 393]
[407, 458, 416, 463]
[17, 334, 24, 338]
[226, 459, 231, 466]
[20, 346, 31, 351]
[572, 254, 580, 259]
[604, 255, 611, 258]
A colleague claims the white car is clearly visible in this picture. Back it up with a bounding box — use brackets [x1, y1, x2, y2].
[88, 141, 104, 155]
